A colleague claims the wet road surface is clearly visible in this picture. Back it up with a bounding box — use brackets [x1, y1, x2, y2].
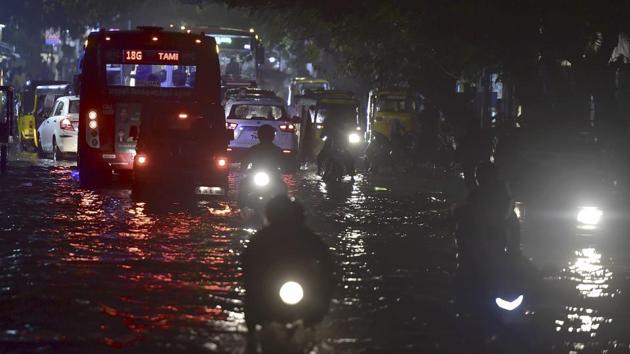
[1, 153, 630, 353]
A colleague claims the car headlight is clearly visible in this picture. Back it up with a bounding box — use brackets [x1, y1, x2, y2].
[577, 206, 603, 226]
[279, 281, 304, 305]
[348, 132, 361, 144]
[253, 171, 270, 187]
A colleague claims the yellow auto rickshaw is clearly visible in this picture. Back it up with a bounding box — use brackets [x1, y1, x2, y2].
[288, 77, 330, 106]
[294, 90, 360, 163]
[17, 81, 73, 150]
[366, 88, 422, 143]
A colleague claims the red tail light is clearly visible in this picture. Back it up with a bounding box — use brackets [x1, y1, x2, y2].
[279, 123, 296, 133]
[60, 117, 74, 131]
[178, 113, 188, 120]
[226, 122, 238, 129]
[215, 157, 228, 168]
[136, 154, 147, 166]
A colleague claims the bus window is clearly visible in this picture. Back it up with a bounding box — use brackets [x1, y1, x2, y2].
[106, 64, 196, 88]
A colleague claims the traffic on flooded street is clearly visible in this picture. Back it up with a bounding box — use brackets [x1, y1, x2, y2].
[2, 2, 630, 354]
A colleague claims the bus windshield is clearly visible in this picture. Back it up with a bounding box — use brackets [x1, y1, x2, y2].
[212, 34, 256, 81]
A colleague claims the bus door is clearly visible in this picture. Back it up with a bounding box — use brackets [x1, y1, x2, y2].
[113, 103, 142, 158]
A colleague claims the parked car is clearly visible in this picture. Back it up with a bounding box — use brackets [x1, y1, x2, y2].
[37, 96, 79, 159]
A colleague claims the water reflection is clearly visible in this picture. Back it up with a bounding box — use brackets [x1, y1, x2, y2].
[569, 248, 613, 298]
[557, 247, 614, 351]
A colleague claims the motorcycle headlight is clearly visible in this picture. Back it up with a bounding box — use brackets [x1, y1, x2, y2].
[279, 281, 304, 305]
[576, 206, 603, 226]
[348, 132, 361, 144]
[253, 172, 270, 187]
[495, 294, 524, 311]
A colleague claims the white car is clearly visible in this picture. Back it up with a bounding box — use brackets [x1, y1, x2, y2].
[37, 96, 79, 159]
[225, 96, 300, 171]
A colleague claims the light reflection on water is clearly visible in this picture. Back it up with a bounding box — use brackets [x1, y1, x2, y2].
[0, 164, 248, 351]
[557, 247, 614, 351]
[569, 248, 613, 298]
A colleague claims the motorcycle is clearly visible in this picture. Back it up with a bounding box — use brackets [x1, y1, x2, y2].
[250, 260, 332, 354]
[365, 120, 417, 174]
[255, 280, 312, 354]
[389, 130, 417, 174]
[319, 129, 361, 183]
[239, 163, 288, 220]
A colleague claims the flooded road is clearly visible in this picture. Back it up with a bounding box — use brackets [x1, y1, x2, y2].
[1, 154, 629, 353]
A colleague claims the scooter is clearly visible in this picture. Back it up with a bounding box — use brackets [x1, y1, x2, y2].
[239, 163, 288, 219]
[252, 267, 332, 354]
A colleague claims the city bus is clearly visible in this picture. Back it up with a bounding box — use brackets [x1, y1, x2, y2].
[78, 27, 230, 195]
[196, 26, 263, 90]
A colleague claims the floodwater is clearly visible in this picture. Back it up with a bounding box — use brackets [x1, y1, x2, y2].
[1, 153, 629, 353]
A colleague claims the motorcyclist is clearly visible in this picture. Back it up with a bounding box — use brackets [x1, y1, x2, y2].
[241, 124, 284, 171]
[456, 118, 495, 192]
[242, 196, 335, 351]
[451, 162, 521, 337]
[316, 113, 356, 178]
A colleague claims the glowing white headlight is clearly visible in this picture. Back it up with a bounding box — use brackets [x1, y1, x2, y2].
[577, 206, 603, 226]
[348, 133, 361, 144]
[253, 172, 270, 187]
[495, 294, 524, 311]
[279, 281, 303, 305]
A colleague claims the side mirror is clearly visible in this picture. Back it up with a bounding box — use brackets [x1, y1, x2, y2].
[227, 128, 235, 141]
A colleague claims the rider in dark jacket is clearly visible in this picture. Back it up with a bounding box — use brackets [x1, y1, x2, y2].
[452, 163, 521, 313]
[317, 117, 356, 178]
[242, 124, 284, 170]
[242, 196, 335, 343]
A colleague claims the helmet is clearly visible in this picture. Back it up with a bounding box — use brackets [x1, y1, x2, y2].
[258, 124, 276, 143]
[265, 195, 305, 225]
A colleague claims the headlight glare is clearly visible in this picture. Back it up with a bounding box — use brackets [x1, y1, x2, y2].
[348, 132, 361, 144]
[577, 206, 603, 226]
[253, 172, 270, 187]
[279, 281, 304, 305]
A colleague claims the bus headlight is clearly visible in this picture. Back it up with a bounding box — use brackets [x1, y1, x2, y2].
[279, 281, 304, 305]
[253, 172, 270, 187]
[577, 206, 603, 226]
[348, 132, 361, 144]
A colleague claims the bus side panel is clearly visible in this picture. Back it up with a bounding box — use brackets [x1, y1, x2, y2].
[79, 39, 110, 181]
